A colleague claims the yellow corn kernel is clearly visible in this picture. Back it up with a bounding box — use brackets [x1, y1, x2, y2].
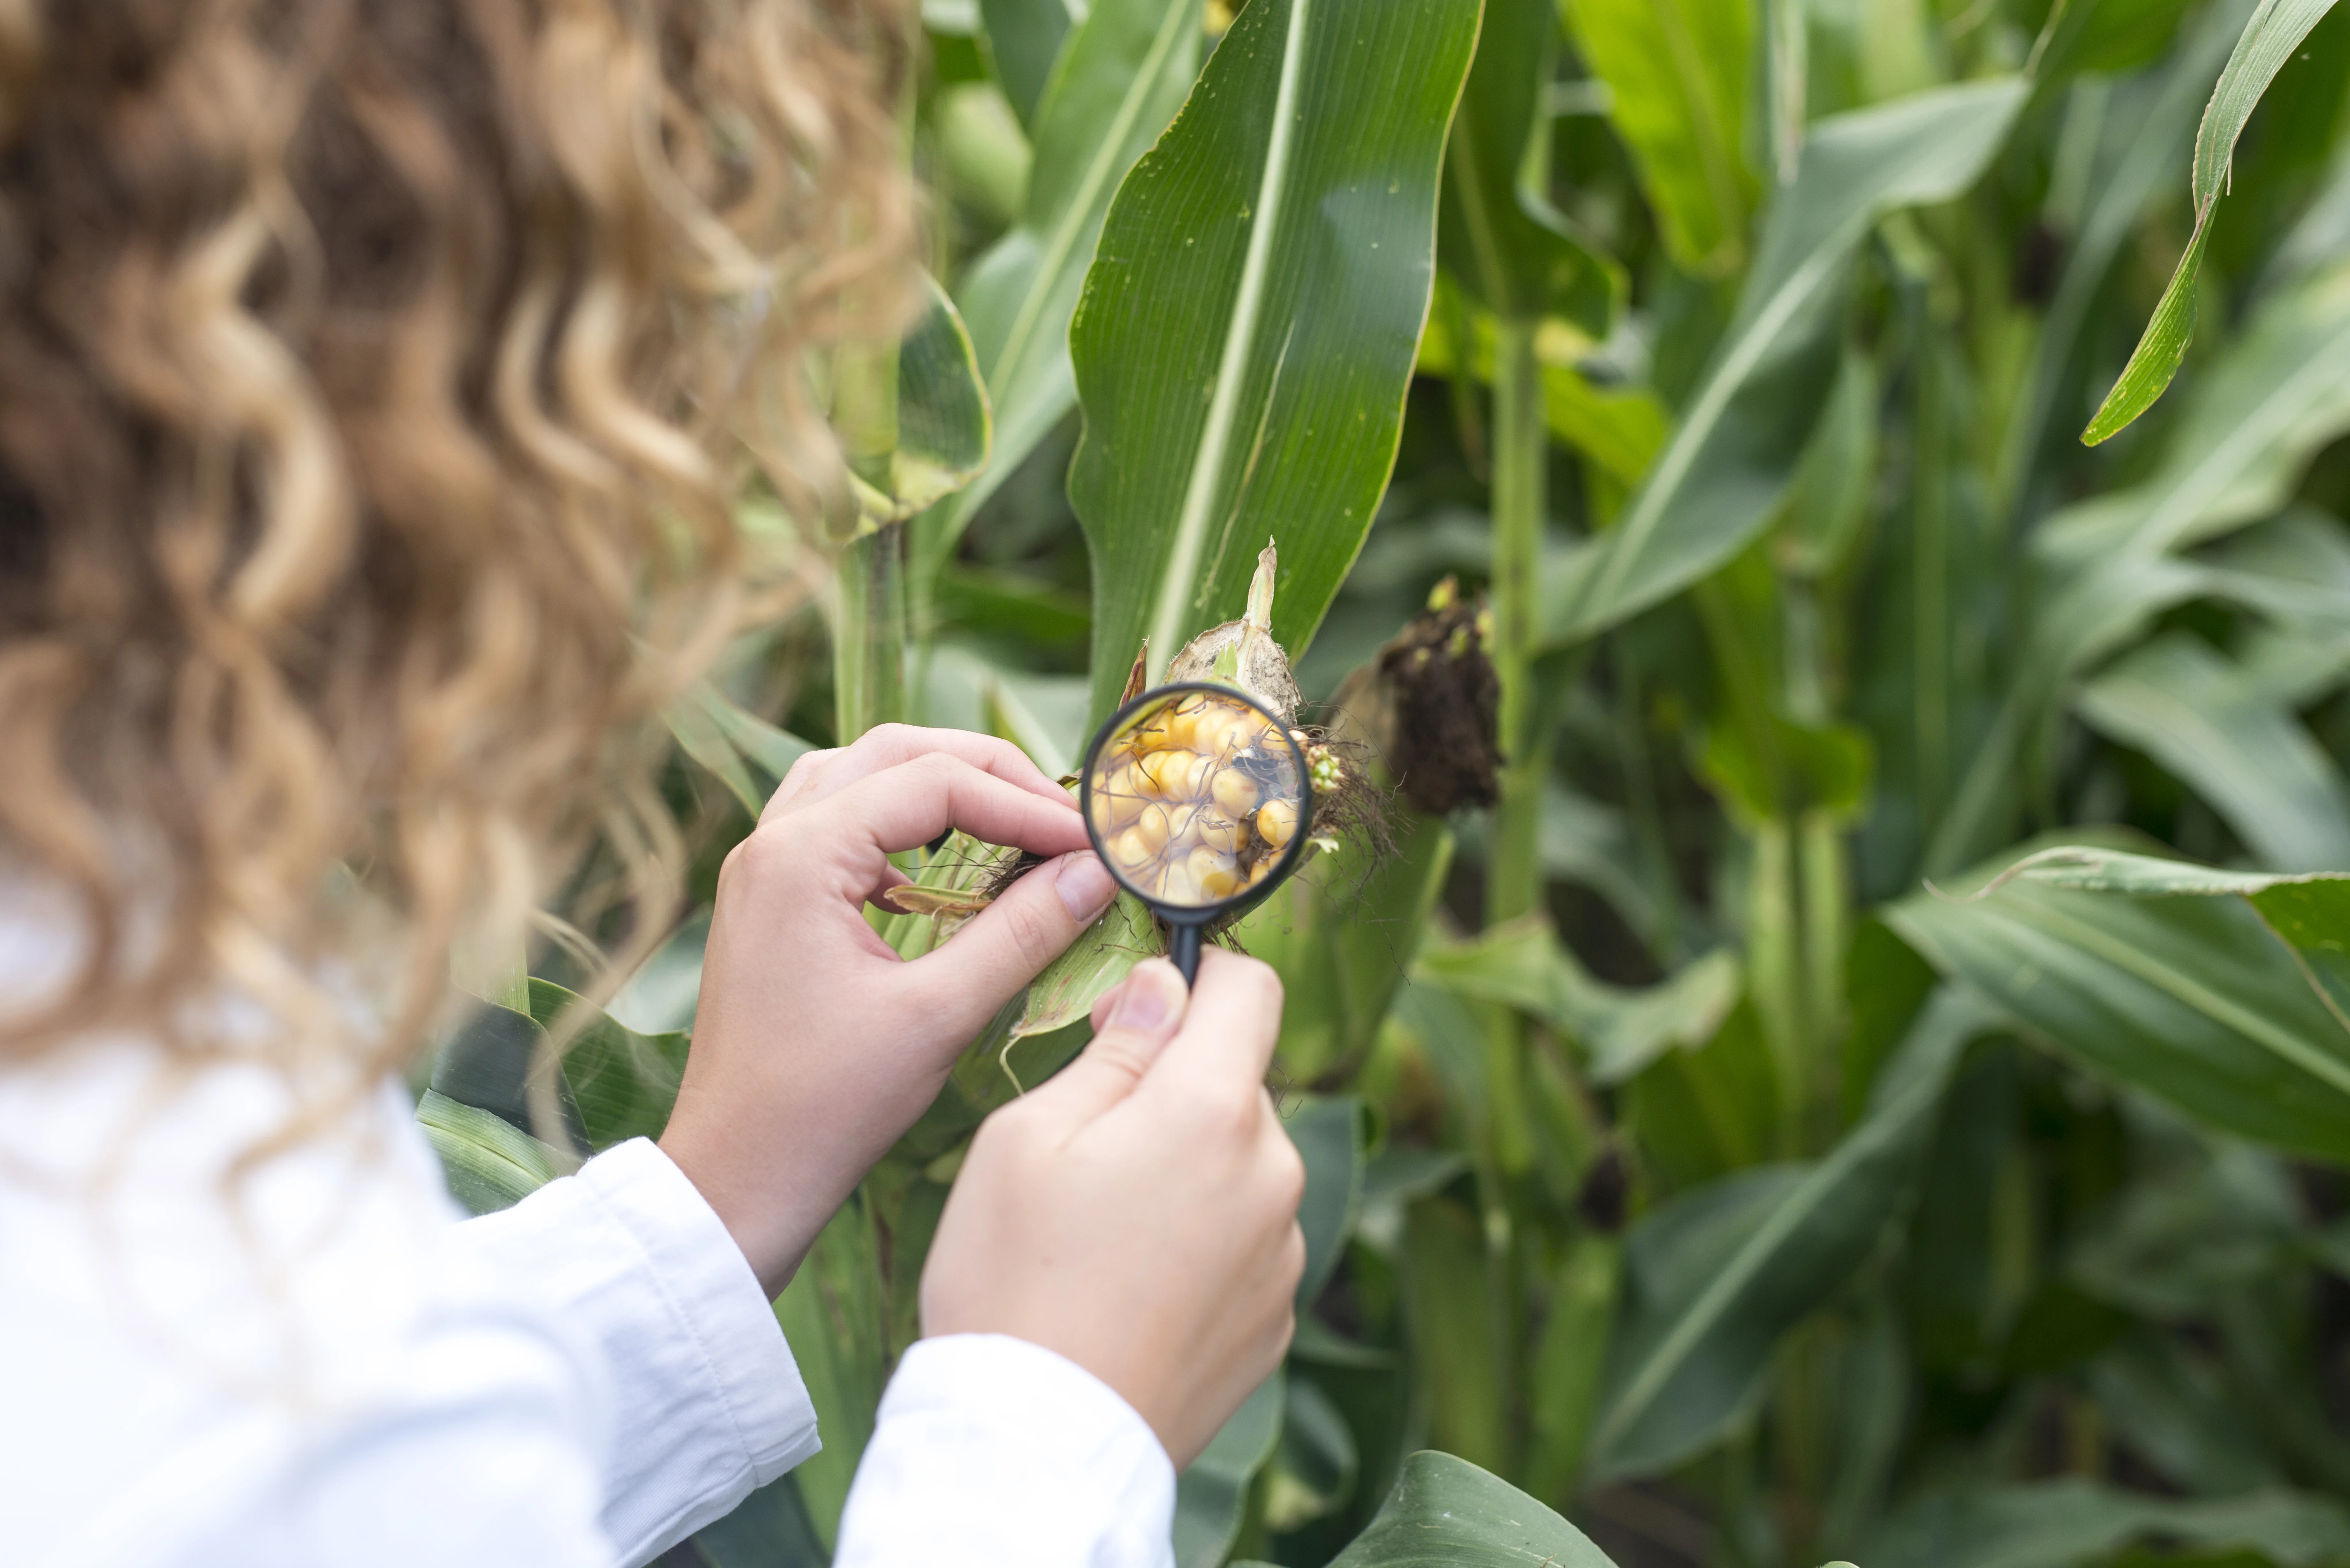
[1176, 704, 1232, 758]
[1137, 747, 1211, 801]
[1132, 802, 1174, 853]
[1210, 766, 1260, 817]
[1141, 800, 1196, 848]
[1187, 846, 1240, 901]
[1109, 825, 1160, 875]
[1099, 765, 1148, 826]
[1129, 707, 1177, 752]
[1256, 796, 1298, 850]
[1157, 858, 1201, 904]
[1160, 697, 1216, 751]
[1195, 811, 1246, 853]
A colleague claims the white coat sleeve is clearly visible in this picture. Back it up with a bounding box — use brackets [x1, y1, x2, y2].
[450, 1137, 823, 1564]
[834, 1334, 1178, 1568]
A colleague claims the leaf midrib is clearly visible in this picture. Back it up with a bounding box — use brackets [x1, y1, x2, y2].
[1146, 0, 1313, 678]
[990, 0, 1199, 404]
[1568, 238, 1844, 626]
[2000, 895, 2350, 1099]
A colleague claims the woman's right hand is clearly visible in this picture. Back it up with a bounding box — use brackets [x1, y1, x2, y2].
[918, 950, 1305, 1469]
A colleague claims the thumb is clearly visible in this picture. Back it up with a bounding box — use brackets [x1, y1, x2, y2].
[1024, 960, 1189, 1124]
[905, 850, 1118, 1041]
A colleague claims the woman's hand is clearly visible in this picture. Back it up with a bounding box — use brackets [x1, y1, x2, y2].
[919, 951, 1306, 1468]
[659, 725, 1119, 1297]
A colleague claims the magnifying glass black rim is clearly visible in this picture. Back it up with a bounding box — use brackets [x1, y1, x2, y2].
[1078, 679, 1315, 928]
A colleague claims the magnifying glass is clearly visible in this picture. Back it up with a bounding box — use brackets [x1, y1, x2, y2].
[1079, 682, 1314, 987]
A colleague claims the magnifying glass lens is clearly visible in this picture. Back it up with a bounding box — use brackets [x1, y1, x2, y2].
[1086, 689, 1305, 912]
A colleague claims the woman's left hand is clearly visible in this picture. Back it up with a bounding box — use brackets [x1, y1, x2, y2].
[658, 724, 1118, 1297]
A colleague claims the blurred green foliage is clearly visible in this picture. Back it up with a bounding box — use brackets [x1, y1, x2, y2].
[427, 1, 2350, 1564]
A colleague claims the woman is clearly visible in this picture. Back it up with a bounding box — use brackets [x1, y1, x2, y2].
[0, 3, 1304, 1564]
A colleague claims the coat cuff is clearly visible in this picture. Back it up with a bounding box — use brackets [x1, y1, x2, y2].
[836, 1333, 1175, 1568]
[456, 1137, 819, 1562]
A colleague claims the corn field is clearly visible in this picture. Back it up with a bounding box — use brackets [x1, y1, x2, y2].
[419, 0, 2350, 1565]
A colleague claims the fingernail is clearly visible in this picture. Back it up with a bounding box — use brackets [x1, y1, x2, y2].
[1107, 961, 1179, 1033]
[1055, 851, 1117, 921]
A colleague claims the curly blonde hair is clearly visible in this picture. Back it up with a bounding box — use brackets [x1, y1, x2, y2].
[0, 0, 912, 1109]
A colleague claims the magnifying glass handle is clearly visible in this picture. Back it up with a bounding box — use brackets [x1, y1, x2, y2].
[1169, 922, 1202, 989]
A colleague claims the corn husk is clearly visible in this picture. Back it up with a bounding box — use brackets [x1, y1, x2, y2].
[1164, 541, 1303, 723]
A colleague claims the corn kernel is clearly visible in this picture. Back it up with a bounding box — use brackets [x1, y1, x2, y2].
[1195, 811, 1246, 853]
[1210, 767, 1260, 817]
[1186, 845, 1240, 901]
[1141, 800, 1195, 849]
[1137, 748, 1211, 800]
[1109, 825, 1159, 875]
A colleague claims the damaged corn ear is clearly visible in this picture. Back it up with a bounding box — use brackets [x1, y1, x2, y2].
[1165, 539, 1303, 722]
[1088, 686, 1306, 909]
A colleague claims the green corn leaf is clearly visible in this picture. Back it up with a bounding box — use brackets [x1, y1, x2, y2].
[1542, 79, 2028, 648]
[1889, 844, 2350, 1161]
[978, 0, 1074, 128]
[1997, 0, 2252, 516]
[1414, 914, 1743, 1085]
[2087, 1332, 2292, 1493]
[2083, 0, 2346, 443]
[2076, 634, 2350, 873]
[665, 681, 816, 818]
[2043, 266, 2350, 570]
[1775, 341, 1878, 579]
[1558, 0, 1757, 278]
[416, 1088, 559, 1217]
[687, 1475, 827, 1568]
[1175, 1372, 1286, 1568]
[1936, 265, 2350, 874]
[1440, 0, 1624, 331]
[839, 272, 992, 535]
[1399, 1191, 1512, 1471]
[1993, 848, 2350, 1030]
[1584, 987, 1996, 1477]
[1263, 1376, 1361, 1535]
[775, 1196, 890, 1550]
[1521, 1232, 1624, 1503]
[607, 909, 710, 1037]
[1237, 811, 1456, 1084]
[1009, 888, 1157, 1037]
[917, 0, 1203, 592]
[1322, 1449, 1618, 1568]
[421, 977, 689, 1202]
[1417, 280, 1669, 485]
[1070, 0, 1482, 718]
[1288, 1095, 1370, 1309]
[523, 978, 690, 1151]
[2080, 223, 2212, 447]
[1863, 1479, 2350, 1568]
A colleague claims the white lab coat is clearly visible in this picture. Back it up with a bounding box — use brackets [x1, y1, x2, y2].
[0, 1010, 1174, 1567]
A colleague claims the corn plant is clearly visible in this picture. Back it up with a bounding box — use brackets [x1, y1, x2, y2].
[422, 1, 2350, 1565]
